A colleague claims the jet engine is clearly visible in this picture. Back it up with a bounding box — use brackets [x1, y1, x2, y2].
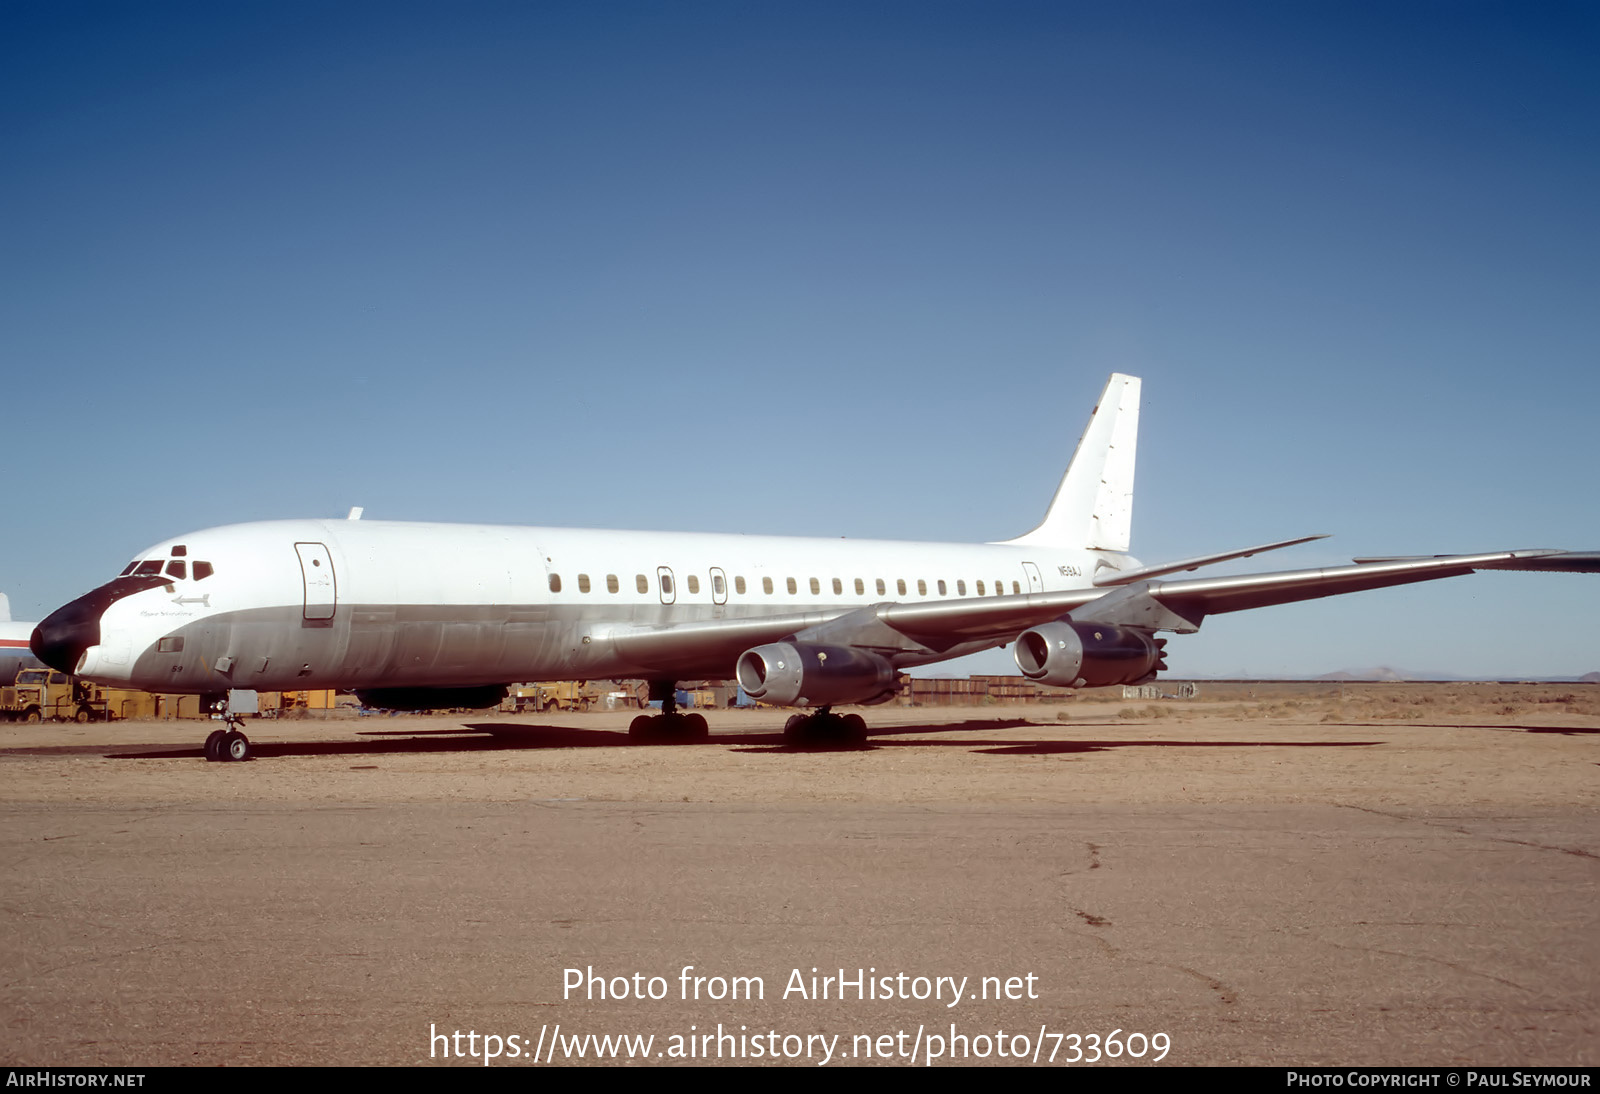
[735, 642, 897, 707]
[354, 685, 509, 712]
[1013, 620, 1166, 688]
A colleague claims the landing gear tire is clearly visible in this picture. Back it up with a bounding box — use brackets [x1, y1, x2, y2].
[223, 730, 250, 762]
[783, 710, 869, 747]
[204, 729, 227, 762]
[628, 711, 709, 742]
[783, 714, 808, 744]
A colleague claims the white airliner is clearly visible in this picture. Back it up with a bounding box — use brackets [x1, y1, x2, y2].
[31, 374, 1599, 761]
[1, 594, 45, 682]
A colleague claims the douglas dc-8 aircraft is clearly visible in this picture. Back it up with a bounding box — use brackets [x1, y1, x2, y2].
[31, 374, 1600, 762]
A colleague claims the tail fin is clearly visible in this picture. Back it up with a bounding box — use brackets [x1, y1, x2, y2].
[997, 373, 1140, 551]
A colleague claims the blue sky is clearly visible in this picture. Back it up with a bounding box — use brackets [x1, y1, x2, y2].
[3, 1, 1595, 677]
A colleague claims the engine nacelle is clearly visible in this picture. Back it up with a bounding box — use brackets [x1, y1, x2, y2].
[736, 642, 897, 707]
[1013, 621, 1166, 688]
[355, 685, 509, 712]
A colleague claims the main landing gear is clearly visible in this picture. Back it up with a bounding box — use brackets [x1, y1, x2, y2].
[783, 707, 868, 746]
[201, 695, 251, 762]
[628, 681, 709, 742]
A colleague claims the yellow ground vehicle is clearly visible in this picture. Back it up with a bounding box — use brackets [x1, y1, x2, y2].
[508, 681, 603, 713]
[2, 669, 106, 722]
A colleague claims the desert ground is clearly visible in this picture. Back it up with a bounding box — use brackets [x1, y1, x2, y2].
[2, 682, 1595, 1067]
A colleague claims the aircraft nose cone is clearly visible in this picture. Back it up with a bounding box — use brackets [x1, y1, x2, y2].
[31, 598, 102, 675]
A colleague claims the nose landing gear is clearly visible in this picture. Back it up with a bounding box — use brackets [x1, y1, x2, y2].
[201, 695, 251, 762]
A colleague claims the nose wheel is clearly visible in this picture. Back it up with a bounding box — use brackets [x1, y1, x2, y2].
[202, 698, 251, 762]
[204, 727, 251, 762]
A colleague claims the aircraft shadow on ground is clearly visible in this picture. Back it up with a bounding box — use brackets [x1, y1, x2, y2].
[73, 716, 1406, 760]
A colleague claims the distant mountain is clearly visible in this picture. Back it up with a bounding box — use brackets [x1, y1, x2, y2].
[1316, 666, 1456, 681]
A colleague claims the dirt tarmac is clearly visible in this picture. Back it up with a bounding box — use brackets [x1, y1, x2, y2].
[2, 684, 1596, 1067]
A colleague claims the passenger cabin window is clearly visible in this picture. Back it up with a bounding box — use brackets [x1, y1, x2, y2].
[897, 579, 907, 596]
[937, 580, 947, 595]
[957, 580, 966, 595]
[786, 578, 797, 595]
[577, 574, 591, 593]
[549, 574, 562, 593]
[606, 574, 619, 593]
[809, 578, 820, 595]
[762, 577, 774, 595]
[735, 576, 746, 595]
[1013, 581, 1021, 594]
[713, 574, 725, 597]
[876, 579, 886, 596]
[977, 580, 986, 595]
[854, 578, 864, 595]
[661, 573, 674, 596]
[687, 575, 700, 595]
[194, 561, 213, 581]
[637, 575, 649, 593]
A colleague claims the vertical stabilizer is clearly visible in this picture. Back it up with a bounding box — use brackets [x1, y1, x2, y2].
[997, 373, 1140, 551]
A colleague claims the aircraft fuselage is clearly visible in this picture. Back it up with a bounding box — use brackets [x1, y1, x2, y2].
[39, 518, 1134, 696]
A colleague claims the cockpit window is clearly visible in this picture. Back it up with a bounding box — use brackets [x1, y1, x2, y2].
[136, 560, 163, 576]
[165, 560, 187, 580]
[121, 562, 138, 576]
[193, 561, 214, 581]
[171, 545, 187, 556]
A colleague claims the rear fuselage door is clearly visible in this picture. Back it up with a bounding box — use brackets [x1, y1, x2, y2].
[1022, 561, 1044, 594]
[295, 542, 337, 620]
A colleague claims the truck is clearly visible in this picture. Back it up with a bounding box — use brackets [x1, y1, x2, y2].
[2, 669, 108, 723]
[506, 681, 605, 713]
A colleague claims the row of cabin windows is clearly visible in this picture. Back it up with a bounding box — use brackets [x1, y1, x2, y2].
[547, 573, 1026, 597]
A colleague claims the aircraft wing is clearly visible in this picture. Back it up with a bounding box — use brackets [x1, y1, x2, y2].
[606, 548, 1600, 676]
[884, 548, 1600, 638]
[1062, 548, 1600, 632]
